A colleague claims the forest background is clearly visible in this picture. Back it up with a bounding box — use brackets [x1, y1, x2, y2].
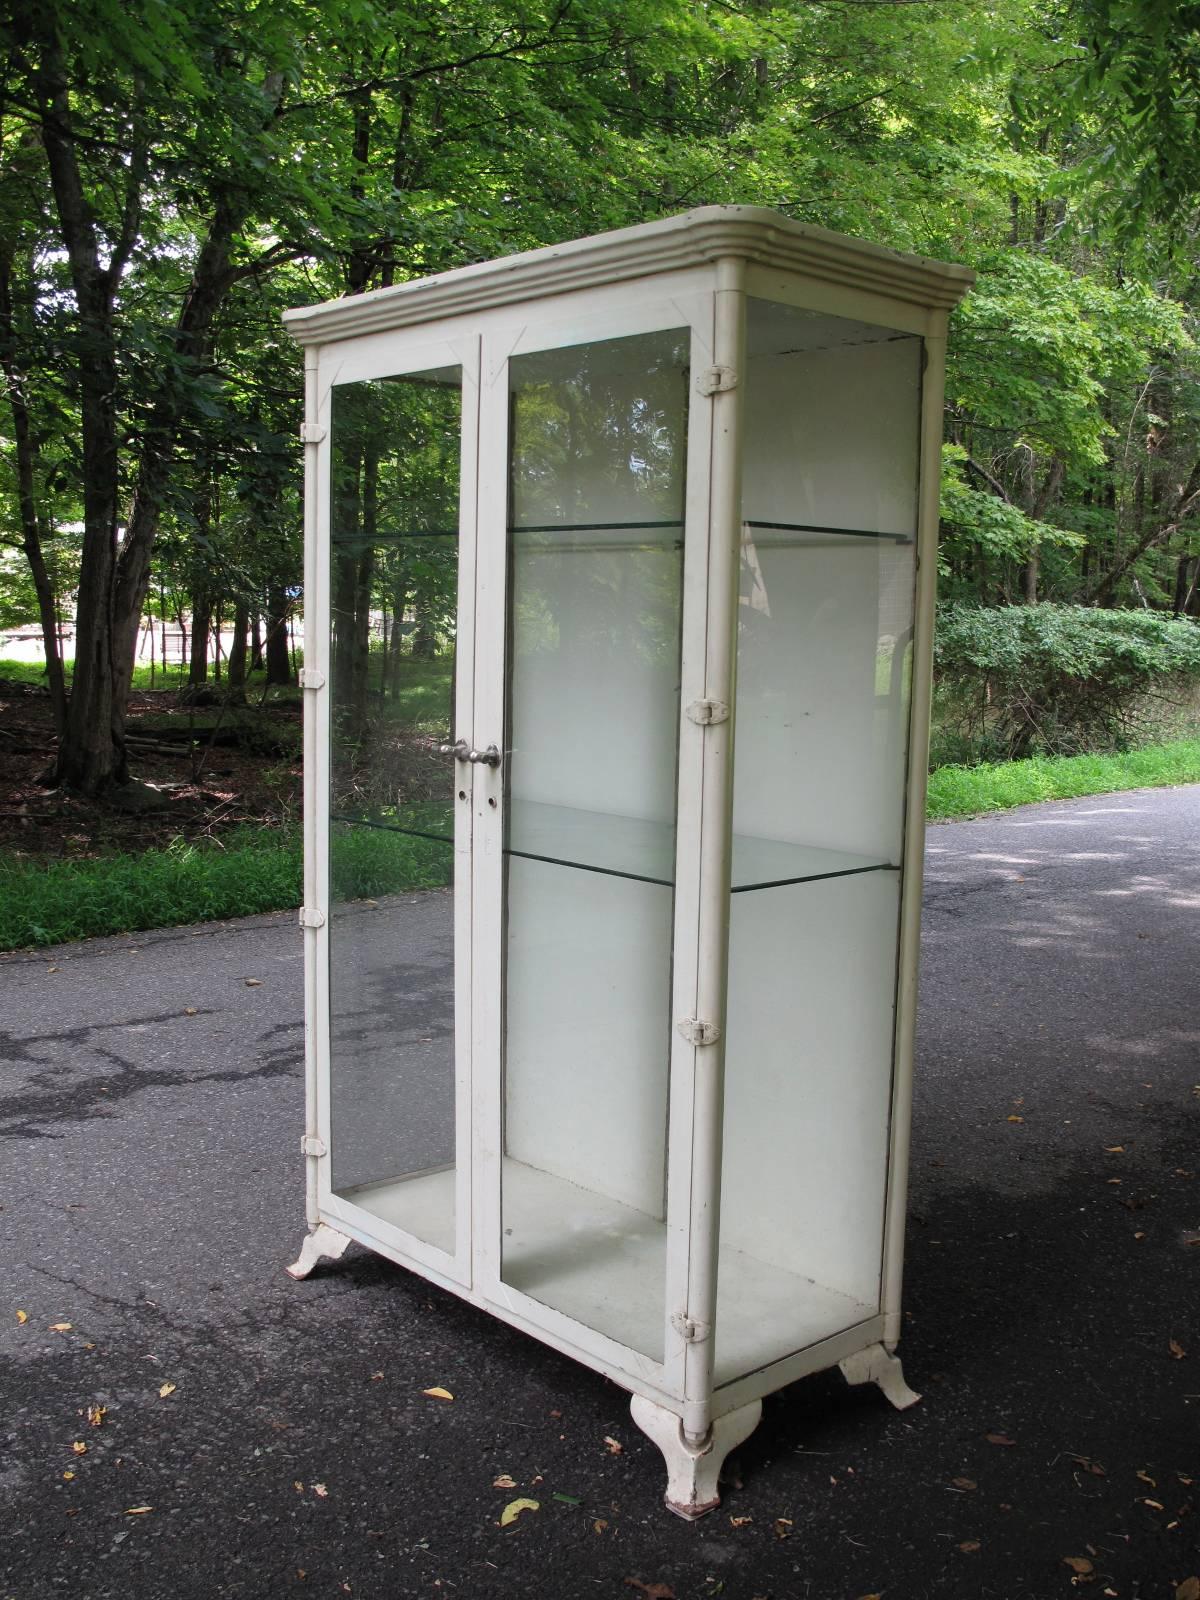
[2, 0, 1200, 945]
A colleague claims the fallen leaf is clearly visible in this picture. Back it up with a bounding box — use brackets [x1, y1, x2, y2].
[312, 1484, 328, 1498]
[369, 1372, 383, 1382]
[774, 1517, 792, 1539]
[958, 1540, 981, 1553]
[1175, 1578, 1200, 1600]
[293, 1481, 304, 1493]
[62, 1471, 75, 1481]
[985, 1432, 1016, 1446]
[244, 978, 263, 987]
[624, 1582, 676, 1600]
[16, 1310, 28, 1325]
[492, 1474, 517, 1490]
[423, 1386, 453, 1401]
[87, 1404, 106, 1428]
[603, 1436, 623, 1455]
[184, 1007, 197, 1016]
[124, 1506, 153, 1515]
[1064, 1557, 1094, 1575]
[552, 1493, 581, 1506]
[729, 1515, 753, 1527]
[1136, 1470, 1157, 1487]
[1006, 1115, 1024, 1123]
[1169, 1339, 1187, 1360]
[49, 1322, 72, 1332]
[1134, 1231, 1146, 1240]
[951, 1476, 977, 1491]
[1107, 1178, 1123, 1185]
[1072, 1456, 1106, 1477]
[593, 1519, 608, 1534]
[72, 1441, 87, 1456]
[499, 1497, 539, 1527]
[1104, 1146, 1125, 1153]
[158, 1383, 176, 1398]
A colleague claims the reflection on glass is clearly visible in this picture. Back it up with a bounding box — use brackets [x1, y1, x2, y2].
[716, 301, 923, 1386]
[500, 330, 689, 1359]
[327, 367, 462, 1256]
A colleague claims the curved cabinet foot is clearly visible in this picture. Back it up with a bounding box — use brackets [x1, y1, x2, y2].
[839, 1343, 920, 1410]
[287, 1223, 352, 1280]
[631, 1394, 762, 1520]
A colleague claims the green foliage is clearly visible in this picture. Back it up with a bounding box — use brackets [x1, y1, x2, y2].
[926, 737, 1200, 818]
[934, 602, 1200, 758]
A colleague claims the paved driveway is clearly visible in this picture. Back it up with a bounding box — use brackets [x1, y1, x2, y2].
[2, 788, 1198, 1599]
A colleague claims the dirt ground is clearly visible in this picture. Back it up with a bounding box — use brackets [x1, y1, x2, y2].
[0, 679, 302, 860]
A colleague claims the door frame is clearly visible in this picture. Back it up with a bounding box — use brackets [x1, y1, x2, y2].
[308, 330, 481, 1290]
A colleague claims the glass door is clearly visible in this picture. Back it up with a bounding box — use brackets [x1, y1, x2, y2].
[322, 346, 476, 1276]
[473, 304, 708, 1373]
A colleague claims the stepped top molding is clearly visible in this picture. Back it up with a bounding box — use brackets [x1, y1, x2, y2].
[282, 205, 974, 345]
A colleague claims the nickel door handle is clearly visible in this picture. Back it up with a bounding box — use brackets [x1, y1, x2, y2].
[438, 739, 470, 761]
[468, 744, 501, 767]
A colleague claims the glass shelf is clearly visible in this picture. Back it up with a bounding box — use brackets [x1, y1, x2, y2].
[336, 800, 896, 891]
[510, 520, 683, 552]
[742, 520, 913, 548]
[506, 799, 894, 892]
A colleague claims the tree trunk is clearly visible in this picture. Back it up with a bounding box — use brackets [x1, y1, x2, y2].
[188, 586, 211, 685]
[250, 609, 264, 671]
[228, 600, 249, 688]
[265, 586, 293, 685]
[0, 244, 69, 736]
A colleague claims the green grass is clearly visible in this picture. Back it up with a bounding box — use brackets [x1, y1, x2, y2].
[926, 737, 1200, 819]
[0, 823, 450, 951]
[0, 656, 302, 696]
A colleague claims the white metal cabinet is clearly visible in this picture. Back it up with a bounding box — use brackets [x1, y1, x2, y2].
[284, 208, 972, 1517]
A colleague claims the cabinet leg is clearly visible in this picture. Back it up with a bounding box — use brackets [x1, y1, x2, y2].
[838, 1343, 920, 1410]
[630, 1394, 762, 1520]
[286, 1223, 352, 1280]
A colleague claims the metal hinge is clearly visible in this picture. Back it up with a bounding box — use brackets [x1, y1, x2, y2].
[301, 1134, 327, 1158]
[299, 668, 325, 690]
[678, 1017, 722, 1047]
[696, 365, 738, 396]
[300, 422, 326, 444]
[671, 1312, 712, 1343]
[686, 698, 730, 726]
[299, 907, 325, 929]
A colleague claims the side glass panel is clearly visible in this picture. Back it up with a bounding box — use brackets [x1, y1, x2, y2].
[499, 330, 689, 1359]
[327, 366, 462, 1255]
[716, 301, 922, 1385]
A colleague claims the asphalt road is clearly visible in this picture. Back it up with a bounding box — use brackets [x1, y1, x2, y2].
[2, 787, 1198, 1600]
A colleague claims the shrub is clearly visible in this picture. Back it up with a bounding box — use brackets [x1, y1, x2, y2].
[933, 603, 1200, 761]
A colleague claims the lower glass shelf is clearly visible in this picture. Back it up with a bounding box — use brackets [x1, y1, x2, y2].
[507, 799, 895, 891]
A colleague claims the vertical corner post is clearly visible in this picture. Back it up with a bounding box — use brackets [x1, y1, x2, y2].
[301, 345, 325, 1229]
[682, 255, 747, 1439]
[881, 313, 950, 1344]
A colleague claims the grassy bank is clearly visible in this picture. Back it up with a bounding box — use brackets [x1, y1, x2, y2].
[926, 737, 1200, 819]
[0, 823, 449, 952]
[4, 740, 1200, 949]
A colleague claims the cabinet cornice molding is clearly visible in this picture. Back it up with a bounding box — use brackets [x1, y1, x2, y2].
[282, 206, 974, 346]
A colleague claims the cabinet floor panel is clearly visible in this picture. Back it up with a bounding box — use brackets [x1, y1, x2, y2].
[500, 1159, 875, 1382]
[339, 1167, 456, 1257]
[338, 1160, 874, 1382]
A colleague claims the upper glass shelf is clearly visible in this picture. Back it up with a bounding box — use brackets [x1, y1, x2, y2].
[510, 520, 683, 552]
[742, 520, 913, 548]
[506, 800, 894, 892]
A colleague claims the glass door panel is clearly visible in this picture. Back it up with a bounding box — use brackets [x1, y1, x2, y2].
[327, 365, 463, 1256]
[499, 329, 689, 1359]
[717, 301, 923, 1384]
